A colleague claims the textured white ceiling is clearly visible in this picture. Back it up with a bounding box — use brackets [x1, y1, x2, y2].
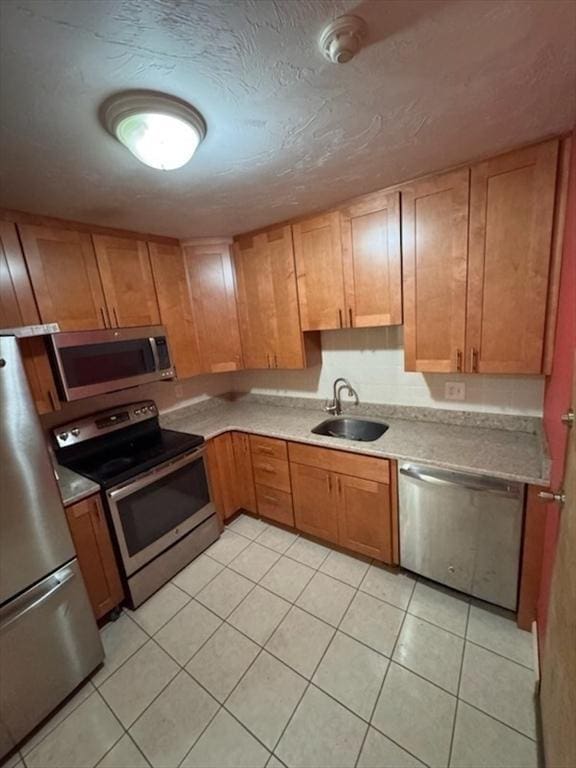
[0, 0, 575, 238]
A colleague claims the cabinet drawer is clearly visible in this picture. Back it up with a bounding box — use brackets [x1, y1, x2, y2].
[288, 442, 390, 484]
[250, 435, 288, 461]
[252, 455, 291, 493]
[255, 484, 294, 527]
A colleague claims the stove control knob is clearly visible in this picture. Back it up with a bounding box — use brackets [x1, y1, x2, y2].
[59, 432, 69, 442]
[150, 405, 156, 412]
[134, 409, 140, 415]
[71, 428, 80, 437]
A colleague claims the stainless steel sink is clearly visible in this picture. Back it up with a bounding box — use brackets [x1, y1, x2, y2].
[311, 417, 389, 442]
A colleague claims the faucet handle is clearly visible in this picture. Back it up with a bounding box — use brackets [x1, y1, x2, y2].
[324, 399, 337, 414]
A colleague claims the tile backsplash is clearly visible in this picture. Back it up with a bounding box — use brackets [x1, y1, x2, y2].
[232, 327, 545, 416]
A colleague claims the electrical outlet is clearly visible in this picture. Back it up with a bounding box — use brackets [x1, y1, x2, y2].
[445, 381, 466, 401]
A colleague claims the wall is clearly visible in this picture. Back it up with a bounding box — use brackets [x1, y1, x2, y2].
[233, 326, 545, 416]
[41, 371, 233, 431]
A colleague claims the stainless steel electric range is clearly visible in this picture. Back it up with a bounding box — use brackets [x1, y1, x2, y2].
[54, 400, 221, 607]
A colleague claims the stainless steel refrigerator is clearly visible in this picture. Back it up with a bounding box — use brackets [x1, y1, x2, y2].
[0, 336, 103, 759]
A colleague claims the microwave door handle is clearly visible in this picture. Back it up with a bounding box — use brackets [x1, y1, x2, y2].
[149, 337, 160, 371]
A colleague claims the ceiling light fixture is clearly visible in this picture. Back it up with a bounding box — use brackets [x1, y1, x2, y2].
[102, 91, 207, 171]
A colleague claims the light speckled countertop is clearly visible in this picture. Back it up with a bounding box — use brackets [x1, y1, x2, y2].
[161, 397, 549, 486]
[56, 464, 100, 507]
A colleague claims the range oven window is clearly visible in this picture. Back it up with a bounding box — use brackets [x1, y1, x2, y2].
[59, 339, 155, 387]
[117, 458, 210, 557]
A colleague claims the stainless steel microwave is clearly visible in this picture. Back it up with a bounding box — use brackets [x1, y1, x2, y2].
[49, 326, 174, 401]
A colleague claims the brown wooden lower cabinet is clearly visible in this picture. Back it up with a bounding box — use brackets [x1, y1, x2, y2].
[289, 442, 395, 563]
[231, 432, 257, 514]
[208, 431, 397, 564]
[255, 484, 294, 527]
[206, 432, 258, 522]
[64, 494, 124, 620]
[291, 462, 339, 544]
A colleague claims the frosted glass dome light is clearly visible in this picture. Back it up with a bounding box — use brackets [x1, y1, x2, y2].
[102, 91, 206, 171]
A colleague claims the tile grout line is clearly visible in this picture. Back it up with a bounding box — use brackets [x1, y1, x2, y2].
[269, 555, 372, 764]
[92, 688, 153, 768]
[353, 575, 424, 768]
[446, 601, 471, 768]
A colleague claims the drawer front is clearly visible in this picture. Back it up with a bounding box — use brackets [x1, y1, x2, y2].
[256, 484, 294, 527]
[288, 442, 390, 484]
[250, 434, 288, 461]
[252, 455, 291, 493]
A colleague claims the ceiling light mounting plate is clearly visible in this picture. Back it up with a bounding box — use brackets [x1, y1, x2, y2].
[319, 15, 367, 64]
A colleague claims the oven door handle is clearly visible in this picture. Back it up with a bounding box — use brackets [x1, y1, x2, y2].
[108, 446, 205, 501]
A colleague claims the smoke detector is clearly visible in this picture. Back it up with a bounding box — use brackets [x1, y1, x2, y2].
[319, 15, 367, 64]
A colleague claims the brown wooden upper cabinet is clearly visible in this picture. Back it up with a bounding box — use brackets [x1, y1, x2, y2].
[92, 235, 160, 328]
[293, 201, 402, 332]
[234, 226, 320, 369]
[183, 240, 243, 373]
[401, 168, 470, 373]
[149, 242, 202, 379]
[0, 222, 60, 413]
[466, 140, 559, 374]
[402, 140, 560, 374]
[293, 212, 346, 331]
[18, 224, 108, 331]
[340, 190, 402, 328]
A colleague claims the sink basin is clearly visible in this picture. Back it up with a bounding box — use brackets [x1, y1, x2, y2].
[311, 417, 389, 442]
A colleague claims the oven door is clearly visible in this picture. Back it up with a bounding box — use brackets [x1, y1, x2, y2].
[106, 448, 215, 576]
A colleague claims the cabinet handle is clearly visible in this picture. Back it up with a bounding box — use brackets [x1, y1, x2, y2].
[113, 307, 119, 327]
[336, 475, 341, 495]
[348, 308, 353, 328]
[327, 474, 332, 492]
[470, 347, 479, 373]
[258, 447, 275, 456]
[260, 464, 275, 473]
[47, 389, 58, 411]
[338, 309, 343, 328]
[100, 307, 108, 328]
[274, 354, 278, 368]
[263, 495, 278, 504]
[456, 349, 462, 372]
[266, 353, 271, 368]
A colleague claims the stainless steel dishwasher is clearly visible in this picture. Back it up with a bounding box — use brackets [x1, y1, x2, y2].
[398, 464, 525, 610]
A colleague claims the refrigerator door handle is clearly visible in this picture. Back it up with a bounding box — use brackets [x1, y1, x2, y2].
[0, 567, 75, 634]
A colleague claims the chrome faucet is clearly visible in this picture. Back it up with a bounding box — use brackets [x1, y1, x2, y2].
[324, 378, 359, 416]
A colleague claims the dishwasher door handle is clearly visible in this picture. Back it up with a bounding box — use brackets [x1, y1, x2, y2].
[399, 465, 519, 497]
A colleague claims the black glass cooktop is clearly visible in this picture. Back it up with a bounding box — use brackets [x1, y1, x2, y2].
[57, 423, 204, 489]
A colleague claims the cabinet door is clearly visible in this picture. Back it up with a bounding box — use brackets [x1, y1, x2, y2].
[266, 227, 308, 368]
[293, 212, 346, 331]
[65, 495, 124, 620]
[205, 433, 238, 522]
[401, 169, 469, 372]
[19, 336, 60, 414]
[291, 462, 339, 544]
[149, 242, 202, 379]
[92, 235, 160, 327]
[183, 241, 243, 372]
[467, 140, 559, 374]
[18, 224, 108, 331]
[336, 474, 392, 563]
[231, 432, 257, 513]
[233, 235, 275, 368]
[0, 221, 41, 328]
[340, 191, 402, 327]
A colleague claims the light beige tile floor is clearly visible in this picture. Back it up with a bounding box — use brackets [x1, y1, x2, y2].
[13, 514, 540, 768]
